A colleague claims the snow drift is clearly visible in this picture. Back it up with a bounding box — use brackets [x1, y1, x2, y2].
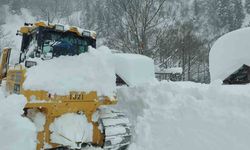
[0, 89, 36, 150]
[23, 46, 156, 97]
[210, 27, 250, 81]
[117, 81, 250, 150]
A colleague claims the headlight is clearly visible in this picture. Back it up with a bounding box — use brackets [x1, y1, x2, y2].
[82, 30, 91, 37]
[55, 24, 64, 31]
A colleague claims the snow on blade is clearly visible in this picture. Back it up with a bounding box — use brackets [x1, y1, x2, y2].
[0, 89, 36, 150]
[210, 27, 250, 81]
[23, 46, 116, 97]
[117, 81, 250, 150]
[49, 113, 93, 149]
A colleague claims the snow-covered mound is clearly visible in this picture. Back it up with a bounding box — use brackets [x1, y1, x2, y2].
[23, 47, 116, 97]
[0, 89, 36, 150]
[24, 46, 156, 96]
[117, 81, 250, 150]
[210, 27, 250, 81]
[112, 53, 156, 86]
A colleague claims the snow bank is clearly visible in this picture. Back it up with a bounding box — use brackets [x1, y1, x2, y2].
[24, 46, 156, 96]
[210, 27, 250, 81]
[50, 113, 93, 149]
[23, 47, 116, 97]
[117, 81, 250, 150]
[0, 89, 36, 150]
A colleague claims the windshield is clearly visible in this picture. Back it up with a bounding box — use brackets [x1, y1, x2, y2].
[20, 27, 96, 63]
[41, 31, 88, 57]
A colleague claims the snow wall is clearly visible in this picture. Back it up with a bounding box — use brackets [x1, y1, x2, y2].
[210, 27, 250, 81]
[117, 81, 250, 150]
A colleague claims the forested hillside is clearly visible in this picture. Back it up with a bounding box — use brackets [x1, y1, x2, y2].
[0, 0, 248, 83]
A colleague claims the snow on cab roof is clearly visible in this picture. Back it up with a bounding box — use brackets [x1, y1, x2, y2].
[210, 27, 250, 81]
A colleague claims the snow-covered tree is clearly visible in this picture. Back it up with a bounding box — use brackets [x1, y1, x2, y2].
[245, 0, 250, 14]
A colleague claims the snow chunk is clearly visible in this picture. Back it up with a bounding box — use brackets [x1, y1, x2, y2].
[112, 54, 156, 86]
[0, 91, 36, 150]
[49, 113, 93, 149]
[210, 27, 250, 81]
[26, 109, 46, 132]
[23, 47, 116, 97]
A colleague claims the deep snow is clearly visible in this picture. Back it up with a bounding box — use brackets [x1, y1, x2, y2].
[24, 46, 156, 97]
[0, 7, 249, 149]
[0, 90, 37, 150]
[1, 77, 250, 150]
[23, 47, 117, 97]
[117, 81, 250, 150]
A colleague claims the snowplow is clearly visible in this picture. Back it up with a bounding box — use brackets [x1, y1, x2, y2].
[0, 22, 132, 150]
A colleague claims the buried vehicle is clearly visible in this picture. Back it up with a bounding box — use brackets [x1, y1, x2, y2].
[0, 21, 151, 150]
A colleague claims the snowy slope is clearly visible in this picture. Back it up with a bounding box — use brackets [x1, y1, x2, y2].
[117, 81, 250, 150]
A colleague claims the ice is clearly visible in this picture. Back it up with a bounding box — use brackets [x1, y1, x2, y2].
[210, 27, 250, 81]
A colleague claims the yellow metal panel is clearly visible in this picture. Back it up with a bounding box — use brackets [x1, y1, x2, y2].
[68, 26, 81, 35]
[34, 21, 46, 27]
[20, 27, 30, 34]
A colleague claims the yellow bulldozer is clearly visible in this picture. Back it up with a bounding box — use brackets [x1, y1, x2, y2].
[0, 22, 131, 150]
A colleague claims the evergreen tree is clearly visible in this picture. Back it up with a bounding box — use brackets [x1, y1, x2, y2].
[229, 0, 245, 31]
[245, 0, 250, 14]
[208, 0, 244, 33]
